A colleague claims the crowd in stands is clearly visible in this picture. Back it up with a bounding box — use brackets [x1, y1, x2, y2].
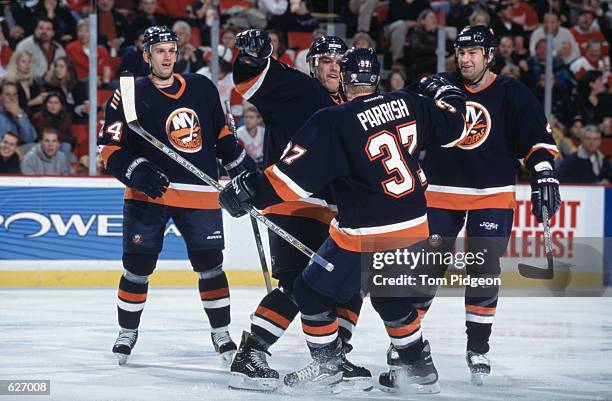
[0, 0, 610, 184]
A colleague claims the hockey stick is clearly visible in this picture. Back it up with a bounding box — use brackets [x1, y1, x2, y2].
[118, 72, 334, 272]
[224, 100, 273, 293]
[518, 205, 554, 279]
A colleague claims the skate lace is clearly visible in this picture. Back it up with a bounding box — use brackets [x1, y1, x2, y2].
[469, 353, 489, 366]
[294, 361, 319, 381]
[116, 330, 136, 346]
[212, 331, 232, 346]
[249, 349, 269, 370]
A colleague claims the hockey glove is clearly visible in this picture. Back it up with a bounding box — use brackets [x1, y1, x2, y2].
[125, 158, 169, 199]
[219, 172, 257, 218]
[235, 29, 273, 60]
[530, 162, 561, 223]
[224, 150, 257, 179]
[417, 75, 465, 103]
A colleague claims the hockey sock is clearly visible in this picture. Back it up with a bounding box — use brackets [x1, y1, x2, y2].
[198, 269, 230, 329]
[117, 273, 148, 330]
[336, 293, 362, 345]
[301, 311, 339, 359]
[464, 293, 498, 353]
[413, 296, 435, 320]
[250, 288, 299, 350]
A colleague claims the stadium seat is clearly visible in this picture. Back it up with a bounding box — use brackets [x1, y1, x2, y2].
[288, 32, 312, 51]
[191, 26, 202, 47]
[219, 0, 252, 14]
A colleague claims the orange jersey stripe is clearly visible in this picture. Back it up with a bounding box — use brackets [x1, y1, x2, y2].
[264, 166, 302, 202]
[336, 307, 359, 325]
[153, 74, 186, 99]
[417, 309, 427, 319]
[426, 191, 516, 210]
[465, 305, 496, 315]
[235, 70, 265, 96]
[118, 289, 147, 302]
[329, 219, 429, 253]
[263, 202, 336, 225]
[218, 126, 232, 140]
[386, 318, 420, 337]
[524, 145, 559, 161]
[255, 306, 291, 329]
[200, 287, 229, 300]
[302, 320, 338, 336]
[124, 187, 220, 209]
[100, 145, 121, 167]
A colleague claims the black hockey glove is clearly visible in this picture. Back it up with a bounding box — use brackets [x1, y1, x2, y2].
[219, 172, 257, 218]
[417, 75, 465, 103]
[530, 162, 561, 223]
[235, 29, 273, 60]
[224, 150, 257, 179]
[125, 158, 169, 199]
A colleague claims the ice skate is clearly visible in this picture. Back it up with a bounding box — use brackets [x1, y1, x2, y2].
[112, 328, 138, 365]
[340, 354, 373, 391]
[211, 328, 237, 364]
[283, 340, 343, 392]
[466, 350, 490, 385]
[378, 340, 440, 394]
[228, 332, 280, 392]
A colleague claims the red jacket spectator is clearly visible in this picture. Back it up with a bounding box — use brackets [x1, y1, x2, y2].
[570, 10, 610, 58]
[511, 0, 539, 31]
[157, 0, 194, 19]
[65, 19, 113, 80]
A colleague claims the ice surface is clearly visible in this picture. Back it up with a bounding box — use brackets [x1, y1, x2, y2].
[1, 288, 611, 401]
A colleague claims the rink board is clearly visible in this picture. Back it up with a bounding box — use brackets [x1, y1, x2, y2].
[0, 176, 609, 287]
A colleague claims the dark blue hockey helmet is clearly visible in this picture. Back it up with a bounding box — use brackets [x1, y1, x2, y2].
[454, 25, 499, 54]
[340, 47, 380, 91]
[144, 25, 178, 54]
[306, 36, 348, 77]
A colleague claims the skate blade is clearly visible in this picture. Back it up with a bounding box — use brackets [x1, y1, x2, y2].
[219, 350, 237, 366]
[380, 382, 440, 394]
[471, 372, 487, 386]
[228, 373, 280, 392]
[341, 377, 374, 392]
[115, 353, 129, 366]
[281, 373, 343, 395]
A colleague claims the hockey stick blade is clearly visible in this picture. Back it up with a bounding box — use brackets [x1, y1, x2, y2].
[518, 205, 554, 279]
[118, 73, 334, 272]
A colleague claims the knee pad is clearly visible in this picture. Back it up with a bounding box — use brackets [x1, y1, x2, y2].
[122, 269, 149, 284]
[123, 253, 158, 277]
[189, 249, 224, 278]
[276, 270, 301, 296]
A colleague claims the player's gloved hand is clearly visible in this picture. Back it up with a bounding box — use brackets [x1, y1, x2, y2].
[417, 75, 465, 103]
[530, 161, 561, 223]
[125, 158, 169, 199]
[219, 172, 257, 218]
[235, 29, 273, 59]
[224, 150, 257, 178]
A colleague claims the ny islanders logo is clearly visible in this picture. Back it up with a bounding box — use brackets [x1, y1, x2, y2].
[165, 108, 202, 153]
[456, 101, 491, 150]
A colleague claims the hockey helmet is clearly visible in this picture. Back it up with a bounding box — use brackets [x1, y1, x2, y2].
[340, 47, 380, 90]
[454, 25, 499, 54]
[144, 25, 178, 54]
[306, 36, 348, 77]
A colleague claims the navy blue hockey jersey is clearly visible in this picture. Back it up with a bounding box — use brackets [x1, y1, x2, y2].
[233, 56, 343, 223]
[424, 72, 559, 210]
[250, 89, 467, 252]
[98, 73, 246, 209]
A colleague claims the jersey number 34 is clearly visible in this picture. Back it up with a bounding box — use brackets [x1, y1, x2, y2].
[366, 121, 426, 198]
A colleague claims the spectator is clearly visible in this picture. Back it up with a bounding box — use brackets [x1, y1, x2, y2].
[558, 125, 612, 184]
[128, 0, 172, 44]
[173, 20, 206, 74]
[568, 115, 584, 142]
[571, 70, 612, 125]
[268, 29, 294, 66]
[570, 9, 610, 58]
[601, 117, 612, 138]
[4, 49, 46, 116]
[549, 114, 576, 165]
[409, 9, 453, 78]
[446, 0, 472, 31]
[0, 1, 35, 49]
[384, 69, 407, 92]
[468, 9, 491, 27]
[21, 128, 70, 175]
[268, 0, 319, 38]
[349, 0, 380, 33]
[15, 18, 66, 80]
[225, 1, 267, 30]
[0, 131, 21, 174]
[569, 40, 609, 81]
[236, 105, 264, 168]
[351, 32, 376, 49]
[490, 1, 527, 55]
[43, 56, 88, 124]
[529, 12, 580, 66]
[258, 0, 288, 18]
[524, 38, 573, 90]
[97, 0, 128, 57]
[0, 23, 12, 74]
[220, 27, 240, 61]
[119, 30, 149, 78]
[385, 0, 430, 64]
[156, 0, 194, 19]
[191, 0, 218, 46]
[493, 34, 525, 73]
[66, 19, 114, 85]
[510, 0, 539, 32]
[0, 81, 37, 145]
[31, 0, 77, 44]
[32, 92, 75, 160]
[294, 27, 326, 74]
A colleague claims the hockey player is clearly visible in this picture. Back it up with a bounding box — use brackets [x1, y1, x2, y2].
[228, 30, 371, 391]
[219, 47, 468, 392]
[388, 26, 562, 384]
[98, 26, 254, 365]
